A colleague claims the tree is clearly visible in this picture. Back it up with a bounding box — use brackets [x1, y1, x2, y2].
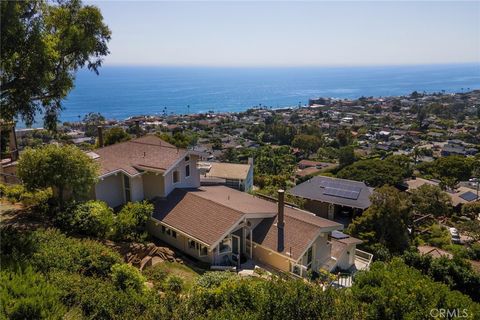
[347, 186, 411, 255]
[103, 127, 130, 146]
[83, 112, 105, 137]
[17, 144, 98, 205]
[461, 202, 480, 220]
[410, 184, 452, 217]
[337, 158, 405, 187]
[1, 0, 111, 130]
[338, 146, 355, 168]
[291, 134, 322, 157]
[458, 220, 480, 243]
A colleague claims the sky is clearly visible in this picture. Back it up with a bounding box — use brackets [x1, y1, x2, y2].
[87, 1, 480, 67]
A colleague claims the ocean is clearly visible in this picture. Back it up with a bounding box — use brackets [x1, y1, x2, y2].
[53, 63, 480, 123]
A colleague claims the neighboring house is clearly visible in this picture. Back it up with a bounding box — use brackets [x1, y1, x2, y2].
[441, 143, 466, 157]
[91, 135, 200, 208]
[92, 135, 371, 277]
[197, 159, 253, 192]
[288, 176, 373, 221]
[404, 177, 479, 208]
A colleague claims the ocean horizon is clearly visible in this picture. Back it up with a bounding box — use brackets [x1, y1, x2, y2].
[26, 63, 480, 127]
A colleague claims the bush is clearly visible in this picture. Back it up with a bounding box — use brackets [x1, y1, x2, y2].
[165, 276, 184, 293]
[111, 263, 146, 292]
[461, 202, 480, 220]
[195, 271, 237, 289]
[115, 201, 153, 241]
[28, 229, 122, 276]
[70, 200, 115, 237]
[0, 267, 66, 320]
[0, 183, 25, 203]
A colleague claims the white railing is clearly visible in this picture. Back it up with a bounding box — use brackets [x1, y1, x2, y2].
[354, 249, 373, 270]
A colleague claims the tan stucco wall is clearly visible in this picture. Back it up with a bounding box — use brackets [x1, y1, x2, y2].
[143, 173, 165, 199]
[252, 243, 291, 272]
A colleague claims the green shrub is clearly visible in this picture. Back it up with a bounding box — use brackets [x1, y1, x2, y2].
[0, 184, 25, 203]
[30, 229, 122, 277]
[165, 275, 184, 293]
[195, 271, 237, 289]
[461, 202, 480, 220]
[0, 267, 66, 320]
[111, 263, 146, 292]
[71, 200, 115, 237]
[115, 201, 153, 241]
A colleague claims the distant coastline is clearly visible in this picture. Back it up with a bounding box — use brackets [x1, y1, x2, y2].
[23, 63, 480, 127]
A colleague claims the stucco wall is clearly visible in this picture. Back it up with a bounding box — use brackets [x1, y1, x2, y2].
[95, 174, 124, 208]
[143, 172, 165, 199]
[130, 175, 144, 202]
[164, 154, 200, 196]
[336, 244, 355, 270]
[252, 243, 291, 272]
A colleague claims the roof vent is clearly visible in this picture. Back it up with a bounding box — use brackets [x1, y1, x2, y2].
[86, 152, 100, 160]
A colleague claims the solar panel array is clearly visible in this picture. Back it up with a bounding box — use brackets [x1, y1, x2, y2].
[459, 191, 479, 202]
[320, 180, 362, 200]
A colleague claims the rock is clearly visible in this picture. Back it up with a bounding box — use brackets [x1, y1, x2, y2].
[151, 256, 164, 267]
[139, 256, 152, 270]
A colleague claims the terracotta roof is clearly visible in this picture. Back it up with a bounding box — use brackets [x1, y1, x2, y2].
[200, 162, 251, 180]
[93, 135, 187, 176]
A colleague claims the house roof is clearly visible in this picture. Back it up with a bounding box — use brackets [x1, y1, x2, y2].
[152, 186, 342, 259]
[93, 135, 188, 177]
[199, 161, 251, 181]
[289, 176, 373, 209]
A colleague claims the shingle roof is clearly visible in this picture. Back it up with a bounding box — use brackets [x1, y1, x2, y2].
[289, 176, 373, 209]
[93, 135, 187, 176]
[152, 186, 342, 260]
[152, 188, 245, 246]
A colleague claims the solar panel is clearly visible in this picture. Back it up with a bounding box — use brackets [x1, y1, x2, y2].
[459, 191, 479, 202]
[324, 187, 360, 200]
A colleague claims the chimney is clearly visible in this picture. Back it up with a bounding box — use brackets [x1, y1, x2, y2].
[135, 120, 141, 137]
[97, 126, 104, 147]
[277, 189, 285, 228]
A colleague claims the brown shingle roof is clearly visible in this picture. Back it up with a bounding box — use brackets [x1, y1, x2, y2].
[151, 185, 342, 260]
[93, 135, 187, 176]
[152, 188, 245, 246]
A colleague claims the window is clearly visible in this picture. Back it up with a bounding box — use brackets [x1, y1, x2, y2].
[185, 165, 190, 177]
[219, 237, 232, 254]
[161, 226, 166, 234]
[172, 230, 177, 238]
[184, 155, 190, 162]
[199, 245, 208, 257]
[306, 246, 313, 270]
[123, 175, 131, 202]
[173, 170, 180, 183]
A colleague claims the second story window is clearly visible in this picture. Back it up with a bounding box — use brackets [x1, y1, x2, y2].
[184, 155, 190, 162]
[185, 164, 190, 177]
[173, 170, 180, 183]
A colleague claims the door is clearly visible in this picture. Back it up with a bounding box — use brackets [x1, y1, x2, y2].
[232, 235, 240, 255]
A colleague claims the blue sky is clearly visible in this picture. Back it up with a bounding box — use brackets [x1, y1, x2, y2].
[88, 1, 480, 67]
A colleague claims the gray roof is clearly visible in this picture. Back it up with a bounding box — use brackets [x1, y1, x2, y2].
[288, 176, 373, 209]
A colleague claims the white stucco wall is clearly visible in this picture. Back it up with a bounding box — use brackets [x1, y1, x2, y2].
[164, 154, 200, 196]
[95, 174, 124, 208]
[130, 175, 144, 202]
